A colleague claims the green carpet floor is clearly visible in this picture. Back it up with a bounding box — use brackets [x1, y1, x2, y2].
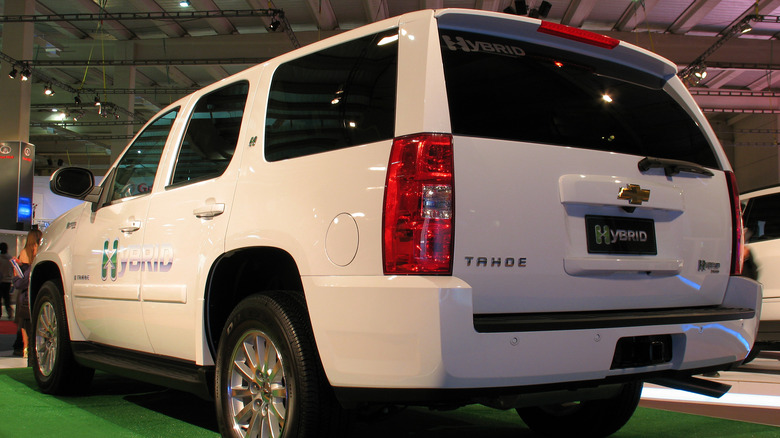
[0, 367, 778, 437]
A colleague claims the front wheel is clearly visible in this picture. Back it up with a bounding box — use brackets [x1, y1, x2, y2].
[215, 292, 345, 438]
[517, 381, 642, 438]
[31, 280, 94, 394]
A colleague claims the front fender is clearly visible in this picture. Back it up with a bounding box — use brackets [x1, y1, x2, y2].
[31, 202, 90, 342]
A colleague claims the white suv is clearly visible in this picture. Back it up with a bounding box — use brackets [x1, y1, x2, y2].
[741, 185, 780, 360]
[33, 9, 759, 438]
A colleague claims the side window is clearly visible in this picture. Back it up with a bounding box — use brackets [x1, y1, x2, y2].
[265, 30, 398, 161]
[170, 81, 249, 186]
[108, 108, 179, 203]
[744, 193, 780, 243]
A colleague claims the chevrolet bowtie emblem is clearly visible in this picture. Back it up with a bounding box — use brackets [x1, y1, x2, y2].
[617, 184, 650, 205]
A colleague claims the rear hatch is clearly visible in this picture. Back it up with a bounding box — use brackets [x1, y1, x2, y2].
[437, 12, 735, 315]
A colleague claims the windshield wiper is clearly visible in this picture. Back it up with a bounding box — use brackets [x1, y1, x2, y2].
[638, 157, 714, 177]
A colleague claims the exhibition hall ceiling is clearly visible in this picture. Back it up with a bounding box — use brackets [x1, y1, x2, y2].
[0, 0, 777, 172]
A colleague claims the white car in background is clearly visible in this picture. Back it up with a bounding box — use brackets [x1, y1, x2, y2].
[741, 186, 780, 360]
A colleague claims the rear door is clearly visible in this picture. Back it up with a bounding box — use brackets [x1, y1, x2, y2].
[436, 14, 733, 315]
[140, 80, 251, 361]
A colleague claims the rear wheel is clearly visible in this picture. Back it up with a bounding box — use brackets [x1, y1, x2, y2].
[31, 280, 94, 394]
[517, 381, 642, 438]
[215, 292, 345, 438]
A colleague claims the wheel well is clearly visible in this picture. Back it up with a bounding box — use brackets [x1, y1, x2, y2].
[205, 247, 304, 358]
[30, 261, 64, 306]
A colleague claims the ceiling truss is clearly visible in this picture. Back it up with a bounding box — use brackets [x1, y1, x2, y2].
[0, 0, 777, 174]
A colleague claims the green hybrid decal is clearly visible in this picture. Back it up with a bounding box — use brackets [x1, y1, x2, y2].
[102, 239, 119, 281]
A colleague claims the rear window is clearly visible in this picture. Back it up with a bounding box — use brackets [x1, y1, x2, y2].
[265, 30, 398, 161]
[743, 192, 780, 243]
[439, 29, 719, 169]
[170, 81, 248, 186]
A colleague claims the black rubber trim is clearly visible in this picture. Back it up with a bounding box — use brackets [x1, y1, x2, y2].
[71, 342, 214, 399]
[333, 362, 742, 406]
[473, 306, 755, 333]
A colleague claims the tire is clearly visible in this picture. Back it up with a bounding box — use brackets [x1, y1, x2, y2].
[517, 381, 642, 438]
[215, 292, 346, 438]
[31, 280, 95, 394]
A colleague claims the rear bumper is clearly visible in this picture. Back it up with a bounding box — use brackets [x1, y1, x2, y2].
[304, 275, 760, 397]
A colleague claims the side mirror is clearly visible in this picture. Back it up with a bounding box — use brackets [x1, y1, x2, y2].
[50, 167, 100, 202]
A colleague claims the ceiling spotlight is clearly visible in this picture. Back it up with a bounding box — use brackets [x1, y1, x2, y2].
[684, 63, 708, 86]
[741, 23, 753, 34]
[8, 66, 17, 79]
[269, 18, 281, 31]
[20, 66, 31, 81]
[44, 84, 55, 96]
[693, 64, 708, 80]
[94, 95, 101, 106]
[74, 95, 82, 105]
[179, 0, 190, 6]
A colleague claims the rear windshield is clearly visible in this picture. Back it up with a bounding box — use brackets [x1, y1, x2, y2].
[439, 29, 719, 169]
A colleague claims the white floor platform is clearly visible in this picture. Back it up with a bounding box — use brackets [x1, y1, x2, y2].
[641, 352, 780, 427]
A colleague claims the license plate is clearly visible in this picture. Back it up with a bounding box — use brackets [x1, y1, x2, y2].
[585, 215, 657, 255]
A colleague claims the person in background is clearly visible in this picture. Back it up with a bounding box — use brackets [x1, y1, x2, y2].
[12, 228, 42, 361]
[0, 242, 12, 319]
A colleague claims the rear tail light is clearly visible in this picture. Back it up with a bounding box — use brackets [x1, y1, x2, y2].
[537, 21, 619, 49]
[383, 133, 454, 275]
[726, 171, 744, 276]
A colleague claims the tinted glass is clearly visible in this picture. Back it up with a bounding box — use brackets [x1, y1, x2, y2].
[171, 81, 249, 186]
[265, 30, 398, 161]
[110, 108, 179, 202]
[744, 192, 780, 243]
[439, 29, 719, 169]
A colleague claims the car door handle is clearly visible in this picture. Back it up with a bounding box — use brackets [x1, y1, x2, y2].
[194, 203, 225, 218]
[119, 221, 142, 233]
